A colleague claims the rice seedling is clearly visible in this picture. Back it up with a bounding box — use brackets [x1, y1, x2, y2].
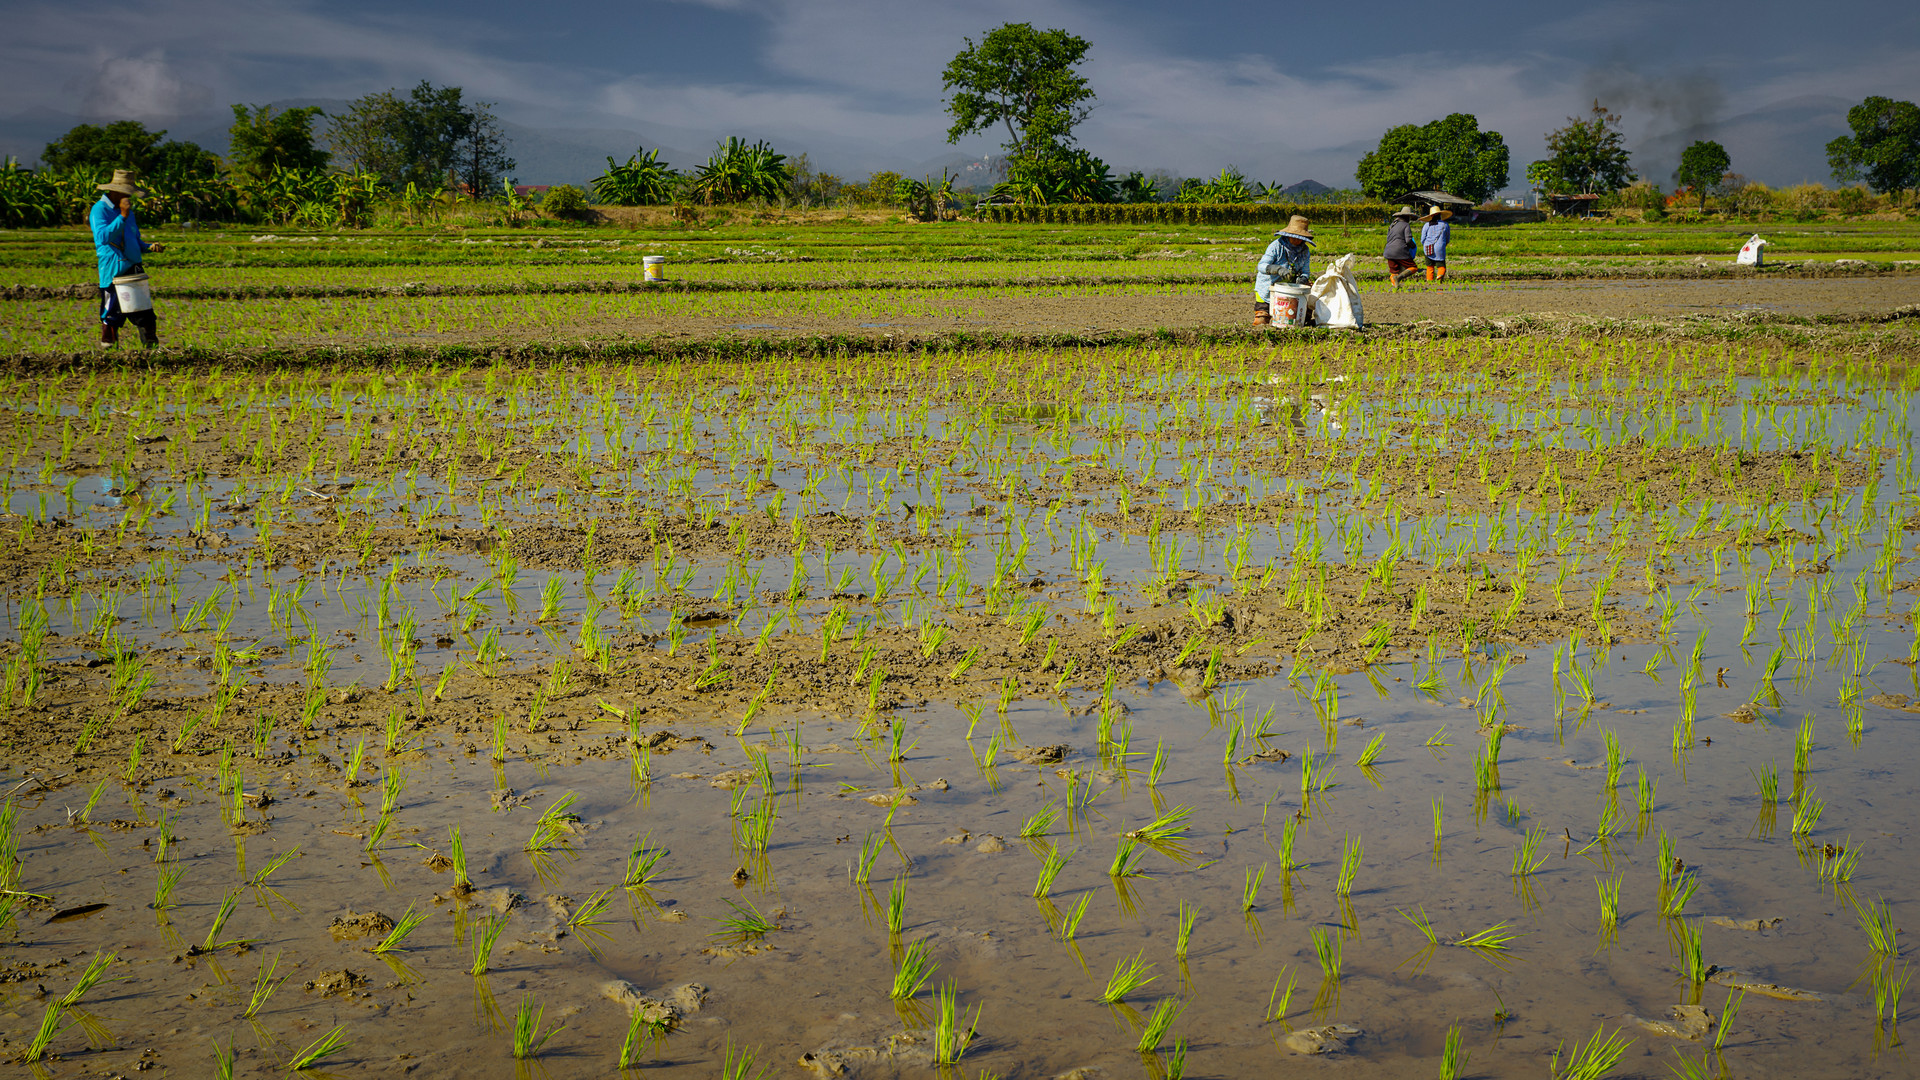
[1059, 892, 1092, 942]
[932, 980, 983, 1065]
[1109, 837, 1147, 878]
[1311, 926, 1343, 981]
[1665, 871, 1700, 916]
[891, 939, 938, 999]
[1335, 836, 1363, 896]
[1175, 900, 1198, 958]
[1355, 733, 1384, 768]
[713, 898, 776, 939]
[469, 911, 509, 975]
[1279, 818, 1304, 870]
[24, 1000, 65, 1062]
[1401, 905, 1440, 944]
[1243, 863, 1267, 911]
[1752, 760, 1779, 805]
[525, 791, 579, 855]
[624, 831, 668, 889]
[1137, 996, 1182, 1053]
[244, 953, 286, 1019]
[203, 890, 249, 952]
[1033, 847, 1071, 899]
[511, 993, 564, 1059]
[1453, 923, 1519, 951]
[1439, 1024, 1470, 1080]
[1871, 962, 1908, 1025]
[1164, 1035, 1188, 1080]
[1511, 826, 1550, 878]
[887, 876, 909, 936]
[214, 1037, 236, 1080]
[1791, 788, 1824, 836]
[1597, 874, 1622, 930]
[1858, 897, 1899, 955]
[1266, 965, 1299, 1022]
[1550, 1026, 1632, 1080]
[1715, 986, 1745, 1050]
[373, 904, 430, 953]
[720, 1036, 774, 1080]
[854, 830, 884, 885]
[285, 1025, 349, 1071]
[619, 1009, 670, 1068]
[1020, 802, 1058, 838]
[153, 863, 186, 914]
[1678, 920, 1708, 983]
[1101, 950, 1157, 1003]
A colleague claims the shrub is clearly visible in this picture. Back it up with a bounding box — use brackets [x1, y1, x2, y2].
[541, 184, 589, 217]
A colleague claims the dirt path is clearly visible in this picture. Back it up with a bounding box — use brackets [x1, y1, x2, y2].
[581, 277, 1920, 343]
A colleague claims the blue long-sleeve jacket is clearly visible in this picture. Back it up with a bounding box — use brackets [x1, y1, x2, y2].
[1420, 220, 1450, 262]
[1255, 237, 1311, 300]
[91, 195, 150, 287]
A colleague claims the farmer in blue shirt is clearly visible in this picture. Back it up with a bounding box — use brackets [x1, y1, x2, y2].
[1253, 214, 1315, 326]
[90, 170, 164, 348]
[1418, 205, 1451, 284]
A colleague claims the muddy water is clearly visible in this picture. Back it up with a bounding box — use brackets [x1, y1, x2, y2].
[2, 341, 1918, 1077]
[3, 661, 1915, 1079]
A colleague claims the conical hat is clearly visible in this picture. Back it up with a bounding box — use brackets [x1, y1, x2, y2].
[96, 169, 146, 197]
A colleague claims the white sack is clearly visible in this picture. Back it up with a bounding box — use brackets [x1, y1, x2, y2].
[1310, 252, 1364, 329]
[1736, 234, 1767, 266]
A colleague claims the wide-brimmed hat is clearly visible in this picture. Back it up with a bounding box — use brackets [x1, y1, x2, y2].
[1420, 205, 1453, 221]
[1275, 214, 1316, 245]
[1392, 205, 1417, 218]
[96, 170, 146, 197]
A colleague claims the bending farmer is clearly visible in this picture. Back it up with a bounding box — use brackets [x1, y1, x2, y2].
[1383, 206, 1417, 286]
[91, 169, 165, 348]
[1419, 205, 1451, 283]
[1254, 214, 1315, 324]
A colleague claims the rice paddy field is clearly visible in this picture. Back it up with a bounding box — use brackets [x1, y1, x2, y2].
[0, 217, 1919, 1079]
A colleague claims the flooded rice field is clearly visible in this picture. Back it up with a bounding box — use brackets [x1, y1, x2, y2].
[0, 334, 1917, 1078]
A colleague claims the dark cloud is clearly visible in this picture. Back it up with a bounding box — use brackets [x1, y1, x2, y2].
[0, 0, 1914, 187]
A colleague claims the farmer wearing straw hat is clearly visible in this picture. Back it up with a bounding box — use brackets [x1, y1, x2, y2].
[1253, 214, 1315, 325]
[1383, 206, 1418, 286]
[90, 169, 165, 348]
[1418, 204, 1452, 284]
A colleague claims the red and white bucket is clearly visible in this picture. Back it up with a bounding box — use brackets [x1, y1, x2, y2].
[1268, 283, 1310, 327]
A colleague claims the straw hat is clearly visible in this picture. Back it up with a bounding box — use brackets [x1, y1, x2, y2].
[1392, 205, 1417, 218]
[96, 170, 146, 197]
[1275, 214, 1316, 245]
[1420, 205, 1453, 221]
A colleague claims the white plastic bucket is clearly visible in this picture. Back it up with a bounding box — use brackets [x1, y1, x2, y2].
[112, 273, 153, 313]
[1268, 283, 1309, 327]
[643, 256, 666, 282]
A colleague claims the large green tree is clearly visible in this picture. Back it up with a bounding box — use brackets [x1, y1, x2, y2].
[1674, 139, 1731, 210]
[943, 23, 1095, 161]
[325, 81, 495, 190]
[1826, 96, 1920, 195]
[227, 104, 330, 185]
[41, 120, 214, 180]
[1539, 101, 1636, 194]
[1354, 113, 1510, 204]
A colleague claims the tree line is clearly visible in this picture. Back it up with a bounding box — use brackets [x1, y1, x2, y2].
[4, 30, 1915, 228]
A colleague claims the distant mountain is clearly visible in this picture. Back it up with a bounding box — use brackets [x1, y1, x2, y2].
[1279, 179, 1333, 196]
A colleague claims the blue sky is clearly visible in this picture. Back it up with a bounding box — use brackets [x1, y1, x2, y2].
[4, 0, 1916, 189]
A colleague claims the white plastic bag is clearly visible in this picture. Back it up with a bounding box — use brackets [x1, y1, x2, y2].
[1736, 234, 1767, 266]
[1310, 253, 1364, 329]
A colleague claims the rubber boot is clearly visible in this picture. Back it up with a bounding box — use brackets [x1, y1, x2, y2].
[98, 323, 118, 349]
[1435, 266, 1447, 285]
[1252, 302, 1271, 329]
[1425, 267, 1435, 282]
[133, 312, 160, 349]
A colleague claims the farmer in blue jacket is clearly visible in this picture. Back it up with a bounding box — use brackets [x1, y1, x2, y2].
[1253, 214, 1315, 325]
[1418, 205, 1451, 284]
[90, 170, 164, 348]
